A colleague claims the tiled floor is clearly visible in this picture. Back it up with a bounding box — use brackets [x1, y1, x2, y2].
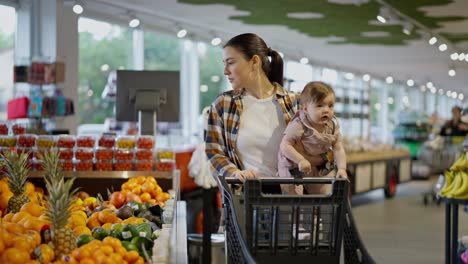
[351, 178, 468, 264]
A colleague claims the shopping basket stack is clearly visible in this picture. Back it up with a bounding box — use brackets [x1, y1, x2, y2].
[219, 177, 375, 264]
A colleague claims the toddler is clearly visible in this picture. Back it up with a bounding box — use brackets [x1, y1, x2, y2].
[278, 81, 347, 195]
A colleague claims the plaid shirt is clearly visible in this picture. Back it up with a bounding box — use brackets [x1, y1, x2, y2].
[205, 84, 299, 177]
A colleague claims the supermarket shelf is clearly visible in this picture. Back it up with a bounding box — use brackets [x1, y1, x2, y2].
[28, 170, 174, 179]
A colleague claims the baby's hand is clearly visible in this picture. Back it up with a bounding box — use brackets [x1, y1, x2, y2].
[234, 169, 258, 182]
[336, 169, 348, 179]
[298, 159, 312, 174]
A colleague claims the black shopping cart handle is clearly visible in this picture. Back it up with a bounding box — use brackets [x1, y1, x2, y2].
[224, 177, 344, 184]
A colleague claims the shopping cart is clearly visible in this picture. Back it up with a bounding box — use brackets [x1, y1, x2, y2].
[219, 177, 375, 264]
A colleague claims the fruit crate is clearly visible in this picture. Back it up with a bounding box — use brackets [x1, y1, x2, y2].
[219, 177, 375, 264]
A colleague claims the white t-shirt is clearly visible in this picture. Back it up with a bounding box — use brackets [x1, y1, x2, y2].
[236, 94, 286, 177]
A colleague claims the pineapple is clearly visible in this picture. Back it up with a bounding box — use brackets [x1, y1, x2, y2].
[42, 149, 79, 258]
[46, 178, 78, 258]
[1, 150, 31, 213]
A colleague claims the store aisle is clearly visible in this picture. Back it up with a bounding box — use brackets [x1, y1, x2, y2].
[351, 178, 468, 264]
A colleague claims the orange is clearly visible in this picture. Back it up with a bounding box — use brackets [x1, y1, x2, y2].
[80, 257, 96, 264]
[86, 217, 101, 229]
[100, 245, 114, 255]
[3, 212, 14, 222]
[141, 182, 155, 194]
[0, 238, 5, 254]
[26, 230, 41, 246]
[123, 251, 140, 262]
[140, 192, 151, 203]
[11, 211, 31, 223]
[136, 176, 146, 184]
[101, 223, 113, 232]
[13, 236, 35, 254]
[23, 182, 34, 195]
[1, 247, 31, 264]
[4, 222, 25, 234]
[73, 226, 92, 237]
[39, 244, 55, 264]
[109, 253, 123, 263]
[73, 247, 91, 260]
[20, 202, 45, 217]
[98, 210, 116, 224]
[131, 185, 142, 195]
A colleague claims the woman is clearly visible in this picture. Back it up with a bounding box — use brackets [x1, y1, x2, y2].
[205, 33, 324, 187]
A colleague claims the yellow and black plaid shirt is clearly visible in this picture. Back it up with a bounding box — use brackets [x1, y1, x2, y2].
[205, 84, 299, 178]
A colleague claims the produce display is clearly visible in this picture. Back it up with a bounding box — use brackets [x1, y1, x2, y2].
[0, 132, 176, 172]
[439, 153, 468, 199]
[0, 150, 175, 264]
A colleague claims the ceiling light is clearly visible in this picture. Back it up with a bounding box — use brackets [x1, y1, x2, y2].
[439, 44, 447, 52]
[377, 15, 386, 23]
[438, 89, 444, 95]
[362, 74, 370, 82]
[406, 79, 414, 86]
[452, 92, 457, 99]
[73, 3, 83, 14]
[387, 97, 394, 105]
[177, 29, 187, 38]
[374, 103, 381, 110]
[451, 53, 459, 60]
[345, 73, 354, 80]
[465, 56, 468, 62]
[211, 37, 221, 46]
[448, 69, 456, 77]
[402, 22, 413, 35]
[129, 18, 140, 28]
[458, 53, 465, 61]
[459, 94, 464, 100]
[200, 85, 208, 92]
[300, 57, 309, 64]
[211, 75, 220, 83]
[426, 82, 434, 88]
[402, 96, 409, 104]
[420, 85, 426, 92]
[430, 87, 436, 94]
[385, 76, 393, 84]
[100, 64, 109, 72]
[428, 37, 437, 45]
[446, 91, 452, 97]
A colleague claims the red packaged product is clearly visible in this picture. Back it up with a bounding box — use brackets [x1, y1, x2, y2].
[60, 160, 73, 171]
[0, 124, 8, 135]
[95, 160, 113, 171]
[155, 161, 175, 171]
[136, 136, 154, 149]
[57, 135, 75, 148]
[74, 160, 93, 171]
[33, 160, 44, 171]
[135, 160, 153, 171]
[135, 149, 154, 161]
[75, 148, 94, 160]
[98, 134, 116, 148]
[115, 160, 133, 171]
[17, 134, 36, 147]
[76, 136, 95, 148]
[12, 124, 26, 135]
[58, 148, 74, 160]
[115, 149, 134, 161]
[95, 147, 114, 160]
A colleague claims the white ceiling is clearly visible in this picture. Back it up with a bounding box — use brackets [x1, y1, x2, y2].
[82, 0, 468, 98]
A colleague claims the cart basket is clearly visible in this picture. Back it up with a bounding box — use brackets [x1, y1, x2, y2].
[219, 177, 376, 264]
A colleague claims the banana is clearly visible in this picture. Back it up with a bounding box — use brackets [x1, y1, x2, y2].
[440, 171, 456, 197]
[452, 172, 468, 198]
[446, 173, 463, 198]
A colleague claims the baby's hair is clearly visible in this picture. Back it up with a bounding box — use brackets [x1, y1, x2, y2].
[300, 81, 335, 107]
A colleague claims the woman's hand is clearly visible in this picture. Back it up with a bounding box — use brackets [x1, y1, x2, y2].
[336, 168, 348, 179]
[234, 169, 258, 182]
[298, 159, 312, 174]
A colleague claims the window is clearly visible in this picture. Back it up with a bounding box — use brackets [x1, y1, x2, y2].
[144, 31, 180, 70]
[199, 43, 225, 111]
[78, 17, 133, 124]
[0, 4, 15, 120]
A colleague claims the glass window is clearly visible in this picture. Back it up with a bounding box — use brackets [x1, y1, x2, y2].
[144, 31, 180, 70]
[78, 17, 133, 124]
[199, 43, 225, 111]
[0, 5, 15, 120]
